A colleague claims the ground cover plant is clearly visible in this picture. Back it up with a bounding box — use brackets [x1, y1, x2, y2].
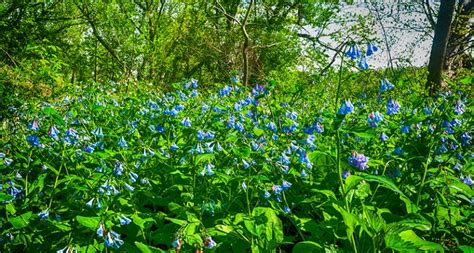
[0, 66, 473, 252]
[1, 1, 473, 252]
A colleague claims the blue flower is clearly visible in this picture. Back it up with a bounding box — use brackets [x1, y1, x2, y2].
[348, 151, 369, 170]
[26, 134, 41, 147]
[4, 158, 13, 166]
[338, 100, 355, 115]
[283, 206, 291, 214]
[393, 147, 403, 155]
[401, 125, 410, 134]
[358, 57, 369, 70]
[172, 239, 182, 249]
[125, 183, 135, 192]
[454, 100, 465, 115]
[38, 209, 49, 220]
[204, 237, 217, 249]
[346, 45, 361, 60]
[342, 170, 351, 179]
[181, 117, 191, 128]
[91, 127, 103, 137]
[118, 215, 132, 226]
[104, 230, 124, 249]
[272, 185, 283, 195]
[460, 174, 472, 186]
[263, 191, 271, 199]
[117, 137, 127, 148]
[86, 198, 94, 208]
[375, 132, 386, 142]
[380, 78, 394, 93]
[366, 42, 378, 56]
[368, 111, 384, 128]
[48, 125, 60, 140]
[461, 132, 471, 146]
[281, 180, 292, 190]
[386, 99, 400, 115]
[170, 143, 179, 151]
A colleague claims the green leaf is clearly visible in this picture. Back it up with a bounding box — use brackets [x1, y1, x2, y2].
[76, 216, 100, 230]
[253, 127, 265, 137]
[459, 245, 474, 253]
[135, 242, 165, 253]
[8, 211, 33, 229]
[385, 230, 444, 252]
[292, 241, 323, 253]
[0, 192, 14, 202]
[165, 217, 187, 226]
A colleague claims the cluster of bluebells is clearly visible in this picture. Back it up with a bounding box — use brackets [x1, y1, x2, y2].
[346, 42, 378, 70]
[0, 76, 472, 252]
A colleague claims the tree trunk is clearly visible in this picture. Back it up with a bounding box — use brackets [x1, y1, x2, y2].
[426, 0, 457, 95]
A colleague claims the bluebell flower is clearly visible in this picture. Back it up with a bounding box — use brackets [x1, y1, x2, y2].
[272, 185, 283, 195]
[235, 122, 244, 133]
[116, 137, 127, 148]
[181, 117, 191, 127]
[4, 158, 13, 166]
[97, 224, 105, 238]
[242, 181, 247, 191]
[315, 122, 324, 133]
[118, 215, 132, 226]
[454, 100, 465, 115]
[386, 99, 400, 115]
[104, 230, 124, 249]
[342, 170, 351, 179]
[460, 174, 472, 186]
[26, 134, 41, 147]
[368, 111, 384, 128]
[366, 42, 378, 56]
[263, 191, 271, 199]
[86, 198, 94, 208]
[358, 57, 369, 70]
[346, 45, 361, 60]
[286, 111, 298, 120]
[49, 125, 60, 140]
[283, 206, 291, 214]
[170, 143, 178, 151]
[29, 120, 40, 131]
[301, 169, 307, 177]
[113, 162, 124, 176]
[424, 106, 432, 115]
[380, 78, 394, 93]
[393, 147, 403, 155]
[218, 85, 233, 97]
[243, 159, 250, 169]
[38, 209, 49, 220]
[172, 239, 183, 250]
[216, 142, 223, 152]
[453, 163, 462, 171]
[461, 132, 471, 146]
[380, 132, 389, 141]
[125, 183, 135, 192]
[281, 180, 292, 190]
[401, 125, 410, 134]
[129, 172, 138, 183]
[435, 143, 448, 154]
[348, 151, 369, 170]
[204, 237, 217, 249]
[337, 100, 355, 115]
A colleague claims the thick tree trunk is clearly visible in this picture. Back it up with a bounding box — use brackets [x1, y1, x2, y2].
[426, 0, 457, 95]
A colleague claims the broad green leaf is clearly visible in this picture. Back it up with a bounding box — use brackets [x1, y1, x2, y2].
[292, 241, 323, 253]
[135, 242, 165, 253]
[8, 211, 33, 229]
[76, 216, 100, 230]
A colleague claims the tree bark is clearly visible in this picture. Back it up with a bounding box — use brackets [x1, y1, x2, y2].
[426, 0, 457, 95]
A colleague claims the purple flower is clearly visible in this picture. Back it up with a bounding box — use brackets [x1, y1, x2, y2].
[342, 170, 351, 179]
[49, 125, 60, 140]
[26, 134, 41, 147]
[281, 180, 292, 190]
[348, 151, 369, 170]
